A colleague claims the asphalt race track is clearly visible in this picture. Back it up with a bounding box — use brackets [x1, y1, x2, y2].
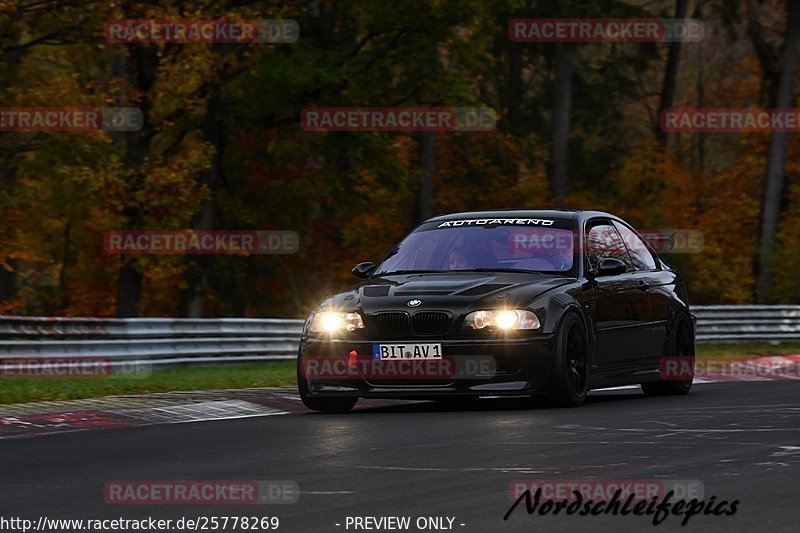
[1, 381, 799, 533]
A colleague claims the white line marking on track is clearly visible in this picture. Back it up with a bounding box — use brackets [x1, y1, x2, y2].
[356, 466, 551, 473]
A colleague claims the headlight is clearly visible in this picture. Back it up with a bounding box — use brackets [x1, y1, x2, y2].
[463, 309, 540, 330]
[308, 311, 364, 335]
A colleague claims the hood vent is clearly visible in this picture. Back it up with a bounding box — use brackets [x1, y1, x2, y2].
[456, 283, 511, 296]
[363, 286, 391, 297]
[395, 290, 452, 296]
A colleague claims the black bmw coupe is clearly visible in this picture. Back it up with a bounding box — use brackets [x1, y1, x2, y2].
[297, 209, 695, 412]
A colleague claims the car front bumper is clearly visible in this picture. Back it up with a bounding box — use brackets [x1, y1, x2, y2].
[298, 335, 557, 400]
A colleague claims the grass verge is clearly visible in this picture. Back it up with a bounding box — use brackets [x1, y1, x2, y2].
[0, 361, 296, 405]
[696, 342, 800, 360]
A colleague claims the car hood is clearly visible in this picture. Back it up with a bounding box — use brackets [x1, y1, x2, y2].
[320, 271, 574, 313]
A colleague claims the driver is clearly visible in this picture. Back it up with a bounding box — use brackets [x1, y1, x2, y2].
[448, 248, 473, 270]
[448, 245, 498, 270]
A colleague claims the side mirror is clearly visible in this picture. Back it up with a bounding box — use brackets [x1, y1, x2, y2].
[351, 262, 376, 279]
[596, 257, 627, 277]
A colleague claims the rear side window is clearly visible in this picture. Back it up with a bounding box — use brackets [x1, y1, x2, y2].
[612, 221, 658, 271]
[585, 222, 633, 272]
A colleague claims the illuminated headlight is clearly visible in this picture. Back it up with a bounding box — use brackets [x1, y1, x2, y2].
[309, 311, 364, 334]
[463, 309, 540, 330]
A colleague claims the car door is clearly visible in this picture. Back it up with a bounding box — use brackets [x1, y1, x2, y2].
[612, 220, 670, 362]
[585, 220, 653, 368]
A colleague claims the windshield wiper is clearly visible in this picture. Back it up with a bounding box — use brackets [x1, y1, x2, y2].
[374, 269, 449, 276]
[458, 268, 555, 274]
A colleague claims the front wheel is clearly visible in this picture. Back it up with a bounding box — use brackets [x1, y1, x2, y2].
[641, 314, 694, 396]
[297, 357, 358, 413]
[548, 313, 590, 407]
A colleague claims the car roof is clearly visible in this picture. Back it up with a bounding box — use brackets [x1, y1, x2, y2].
[424, 209, 620, 224]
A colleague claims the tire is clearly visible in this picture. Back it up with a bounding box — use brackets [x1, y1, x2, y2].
[642, 314, 694, 396]
[548, 313, 590, 407]
[297, 356, 358, 413]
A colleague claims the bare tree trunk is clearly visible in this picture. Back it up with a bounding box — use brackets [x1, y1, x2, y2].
[656, 0, 689, 146]
[58, 220, 72, 312]
[417, 131, 434, 222]
[756, 0, 800, 303]
[112, 51, 141, 318]
[179, 90, 224, 317]
[0, 48, 23, 307]
[747, 0, 783, 107]
[116, 263, 143, 317]
[178, 200, 214, 317]
[416, 41, 441, 223]
[0, 164, 18, 305]
[695, 49, 706, 175]
[547, 43, 574, 204]
[276, 255, 302, 317]
[501, 29, 524, 132]
[0, 263, 16, 304]
[113, 31, 157, 317]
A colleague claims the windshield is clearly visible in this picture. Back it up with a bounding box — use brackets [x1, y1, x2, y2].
[375, 219, 576, 275]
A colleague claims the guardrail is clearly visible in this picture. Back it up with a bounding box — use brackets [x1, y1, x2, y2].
[0, 316, 305, 367]
[693, 305, 800, 343]
[0, 305, 798, 368]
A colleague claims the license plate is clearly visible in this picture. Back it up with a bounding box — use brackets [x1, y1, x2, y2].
[373, 343, 443, 360]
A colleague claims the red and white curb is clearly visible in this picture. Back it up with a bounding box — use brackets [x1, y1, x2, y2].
[0, 388, 403, 440]
[0, 388, 298, 440]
